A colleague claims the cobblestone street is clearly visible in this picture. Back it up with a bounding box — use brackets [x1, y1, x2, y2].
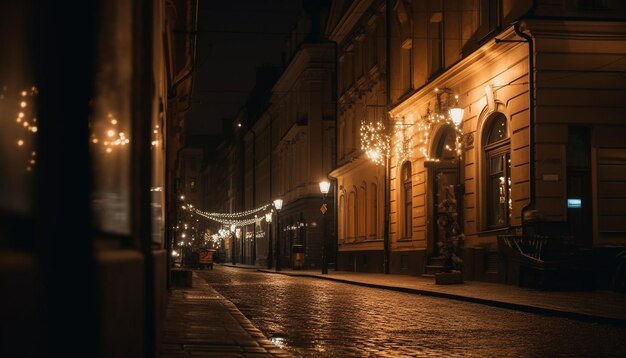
[198, 266, 626, 357]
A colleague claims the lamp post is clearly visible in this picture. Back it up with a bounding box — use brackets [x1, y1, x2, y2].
[265, 211, 273, 269]
[319, 180, 330, 274]
[230, 224, 236, 265]
[273, 198, 283, 271]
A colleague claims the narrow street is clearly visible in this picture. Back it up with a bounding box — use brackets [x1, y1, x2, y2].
[197, 266, 626, 357]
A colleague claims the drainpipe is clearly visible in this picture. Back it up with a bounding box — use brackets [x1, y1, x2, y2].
[268, 112, 274, 268]
[514, 21, 536, 237]
[332, 40, 339, 271]
[383, 0, 392, 274]
[250, 127, 257, 265]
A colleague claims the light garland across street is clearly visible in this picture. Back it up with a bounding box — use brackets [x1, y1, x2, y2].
[184, 202, 275, 229]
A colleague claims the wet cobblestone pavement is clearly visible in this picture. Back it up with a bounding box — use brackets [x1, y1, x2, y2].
[199, 266, 626, 357]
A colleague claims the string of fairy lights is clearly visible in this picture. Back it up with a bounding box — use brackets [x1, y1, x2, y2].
[361, 88, 464, 165]
[172, 201, 277, 257]
[5, 86, 39, 172]
[181, 201, 275, 231]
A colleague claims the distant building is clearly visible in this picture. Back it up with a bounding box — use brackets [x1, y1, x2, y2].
[327, 0, 390, 273]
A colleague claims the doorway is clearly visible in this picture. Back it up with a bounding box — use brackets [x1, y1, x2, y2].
[427, 126, 461, 260]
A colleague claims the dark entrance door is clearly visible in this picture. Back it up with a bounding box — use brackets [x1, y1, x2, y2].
[432, 164, 459, 256]
[427, 126, 461, 260]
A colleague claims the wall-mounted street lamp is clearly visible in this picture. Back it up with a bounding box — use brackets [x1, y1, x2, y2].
[273, 198, 283, 271]
[435, 87, 464, 127]
[319, 180, 330, 274]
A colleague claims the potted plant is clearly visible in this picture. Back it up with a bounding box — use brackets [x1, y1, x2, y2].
[435, 197, 464, 284]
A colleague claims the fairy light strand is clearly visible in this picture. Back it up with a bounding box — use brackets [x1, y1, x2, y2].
[360, 119, 390, 165]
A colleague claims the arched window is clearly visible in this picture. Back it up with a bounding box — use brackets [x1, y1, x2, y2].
[348, 190, 357, 241]
[369, 182, 378, 238]
[358, 182, 367, 241]
[484, 113, 510, 229]
[434, 126, 456, 160]
[339, 194, 346, 242]
[401, 162, 412, 238]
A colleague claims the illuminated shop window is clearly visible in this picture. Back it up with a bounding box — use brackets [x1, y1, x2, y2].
[0, 2, 37, 216]
[90, 0, 132, 235]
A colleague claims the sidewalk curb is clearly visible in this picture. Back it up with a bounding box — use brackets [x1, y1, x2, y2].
[252, 268, 626, 326]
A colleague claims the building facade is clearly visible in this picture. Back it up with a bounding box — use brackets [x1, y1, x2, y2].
[328, 0, 390, 273]
[269, 1, 336, 270]
[0, 0, 198, 356]
[383, 0, 626, 287]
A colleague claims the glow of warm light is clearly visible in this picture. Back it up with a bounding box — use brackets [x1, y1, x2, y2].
[106, 147, 112, 153]
[319, 180, 330, 194]
[230, 224, 236, 232]
[449, 107, 464, 126]
[20, 101, 27, 108]
[180, 195, 185, 200]
[409, 89, 465, 161]
[17, 140, 24, 146]
[107, 129, 115, 137]
[181, 233, 186, 238]
[273, 198, 283, 211]
[30, 126, 37, 133]
[171, 250, 179, 257]
[265, 212, 272, 223]
[111, 119, 117, 125]
[23, 121, 28, 127]
[92, 138, 99, 144]
[361, 119, 390, 165]
[393, 118, 414, 163]
[367, 149, 380, 162]
[21, 91, 27, 97]
[18, 112, 24, 118]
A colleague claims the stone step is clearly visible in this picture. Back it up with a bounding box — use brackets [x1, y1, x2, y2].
[428, 257, 447, 266]
[424, 264, 449, 275]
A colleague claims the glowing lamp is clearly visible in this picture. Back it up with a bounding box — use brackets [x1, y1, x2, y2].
[319, 180, 330, 194]
[448, 107, 464, 126]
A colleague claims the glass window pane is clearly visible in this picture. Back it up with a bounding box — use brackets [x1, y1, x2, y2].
[487, 114, 507, 144]
[151, 102, 164, 246]
[490, 156, 503, 174]
[90, 0, 132, 235]
[0, 2, 36, 215]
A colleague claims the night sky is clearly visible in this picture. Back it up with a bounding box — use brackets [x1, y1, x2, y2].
[186, 0, 304, 135]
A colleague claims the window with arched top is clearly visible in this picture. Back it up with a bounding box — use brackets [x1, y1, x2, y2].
[483, 113, 511, 229]
[369, 182, 378, 238]
[358, 183, 367, 241]
[339, 194, 346, 242]
[434, 126, 457, 160]
[401, 162, 412, 238]
[348, 190, 357, 241]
